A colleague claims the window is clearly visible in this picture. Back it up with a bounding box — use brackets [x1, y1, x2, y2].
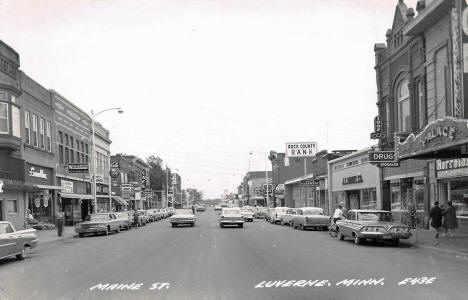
[385, 99, 391, 136]
[435, 46, 449, 119]
[64, 134, 69, 146]
[81, 153, 85, 163]
[59, 131, 63, 144]
[11, 106, 20, 138]
[0, 102, 8, 134]
[65, 147, 69, 163]
[39, 118, 45, 149]
[25, 111, 31, 144]
[397, 79, 410, 132]
[7, 199, 18, 214]
[59, 145, 64, 164]
[85, 143, 89, 154]
[46, 122, 51, 151]
[32, 115, 38, 147]
[70, 137, 74, 149]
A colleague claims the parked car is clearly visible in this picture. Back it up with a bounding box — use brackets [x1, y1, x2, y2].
[137, 210, 149, 225]
[0, 221, 38, 261]
[240, 207, 254, 222]
[336, 209, 412, 246]
[147, 209, 158, 222]
[269, 207, 290, 224]
[214, 205, 222, 211]
[219, 207, 244, 228]
[292, 207, 329, 230]
[114, 211, 132, 230]
[75, 213, 121, 237]
[196, 205, 206, 212]
[170, 209, 196, 227]
[281, 208, 297, 226]
[254, 207, 267, 219]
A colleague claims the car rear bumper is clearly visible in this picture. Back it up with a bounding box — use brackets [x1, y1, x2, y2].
[75, 226, 107, 234]
[220, 220, 244, 224]
[359, 232, 412, 240]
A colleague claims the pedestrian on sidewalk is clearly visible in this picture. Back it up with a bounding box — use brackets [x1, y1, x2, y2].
[442, 201, 457, 238]
[56, 211, 64, 237]
[429, 201, 442, 244]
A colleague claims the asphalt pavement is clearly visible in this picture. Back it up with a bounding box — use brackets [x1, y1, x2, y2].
[1, 209, 468, 300]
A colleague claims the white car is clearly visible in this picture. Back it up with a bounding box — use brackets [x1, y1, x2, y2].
[240, 207, 254, 222]
[281, 208, 297, 226]
[219, 207, 244, 228]
[269, 207, 290, 224]
[170, 209, 196, 227]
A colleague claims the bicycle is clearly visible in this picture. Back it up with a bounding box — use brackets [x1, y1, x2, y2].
[329, 218, 339, 238]
[405, 213, 424, 230]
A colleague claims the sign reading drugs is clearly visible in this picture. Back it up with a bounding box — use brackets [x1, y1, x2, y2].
[285, 142, 318, 158]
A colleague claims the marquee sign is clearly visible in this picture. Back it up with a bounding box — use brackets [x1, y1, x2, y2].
[395, 118, 468, 160]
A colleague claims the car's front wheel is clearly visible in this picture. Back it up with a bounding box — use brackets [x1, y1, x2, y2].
[393, 238, 400, 246]
[354, 234, 361, 245]
[79, 233, 84, 238]
[238, 224, 243, 228]
[16, 246, 27, 260]
[220, 223, 224, 228]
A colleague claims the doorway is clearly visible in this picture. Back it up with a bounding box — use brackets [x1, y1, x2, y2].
[347, 190, 360, 210]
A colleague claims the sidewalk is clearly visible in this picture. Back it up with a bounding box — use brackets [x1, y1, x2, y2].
[35, 226, 77, 244]
[405, 228, 468, 256]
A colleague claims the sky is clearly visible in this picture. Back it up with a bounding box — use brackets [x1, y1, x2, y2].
[0, 0, 419, 199]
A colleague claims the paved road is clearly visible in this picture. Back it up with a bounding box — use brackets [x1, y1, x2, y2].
[1, 209, 468, 300]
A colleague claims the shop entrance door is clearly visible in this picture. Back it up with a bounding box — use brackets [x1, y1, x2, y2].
[347, 191, 360, 210]
[438, 182, 449, 205]
[81, 200, 90, 222]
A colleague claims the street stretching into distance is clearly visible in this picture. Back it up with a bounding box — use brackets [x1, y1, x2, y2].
[1, 208, 467, 300]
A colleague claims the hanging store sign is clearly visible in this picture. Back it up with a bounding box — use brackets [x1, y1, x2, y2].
[109, 168, 120, 178]
[285, 142, 318, 158]
[369, 151, 396, 162]
[68, 163, 89, 173]
[300, 179, 319, 187]
[436, 157, 468, 178]
[28, 167, 47, 180]
[370, 116, 386, 139]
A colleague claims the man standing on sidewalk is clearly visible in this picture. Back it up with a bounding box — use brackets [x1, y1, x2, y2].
[442, 201, 457, 238]
[429, 201, 442, 244]
[56, 211, 64, 237]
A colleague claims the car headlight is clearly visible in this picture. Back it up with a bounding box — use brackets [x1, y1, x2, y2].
[362, 226, 385, 232]
[75, 225, 81, 228]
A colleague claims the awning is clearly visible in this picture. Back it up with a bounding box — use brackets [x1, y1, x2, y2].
[36, 184, 64, 190]
[284, 173, 315, 185]
[59, 193, 94, 200]
[112, 196, 128, 206]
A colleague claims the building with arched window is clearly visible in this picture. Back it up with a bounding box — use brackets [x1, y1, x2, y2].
[374, 0, 468, 228]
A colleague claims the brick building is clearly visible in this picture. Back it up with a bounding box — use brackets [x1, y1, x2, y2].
[374, 0, 468, 225]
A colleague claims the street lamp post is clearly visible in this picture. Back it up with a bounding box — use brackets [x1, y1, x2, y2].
[91, 107, 123, 214]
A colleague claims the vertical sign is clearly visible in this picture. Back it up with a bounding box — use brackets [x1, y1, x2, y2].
[459, 0, 468, 117]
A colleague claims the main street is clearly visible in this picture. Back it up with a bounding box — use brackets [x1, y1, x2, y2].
[1, 209, 467, 300]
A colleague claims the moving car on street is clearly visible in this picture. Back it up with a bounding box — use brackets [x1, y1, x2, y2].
[214, 205, 222, 211]
[269, 207, 290, 224]
[281, 208, 297, 226]
[75, 213, 121, 237]
[336, 209, 412, 246]
[170, 209, 196, 227]
[219, 207, 244, 228]
[114, 211, 132, 230]
[292, 207, 329, 230]
[240, 207, 254, 222]
[196, 205, 206, 212]
[0, 221, 38, 261]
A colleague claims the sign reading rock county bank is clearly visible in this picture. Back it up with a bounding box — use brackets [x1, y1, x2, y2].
[285, 142, 318, 158]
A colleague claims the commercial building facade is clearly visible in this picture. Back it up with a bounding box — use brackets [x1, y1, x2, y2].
[328, 146, 382, 215]
[374, 0, 468, 226]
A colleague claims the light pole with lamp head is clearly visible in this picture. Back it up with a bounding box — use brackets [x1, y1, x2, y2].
[91, 107, 123, 214]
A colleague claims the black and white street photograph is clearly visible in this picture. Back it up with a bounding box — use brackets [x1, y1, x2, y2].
[1, 0, 468, 299]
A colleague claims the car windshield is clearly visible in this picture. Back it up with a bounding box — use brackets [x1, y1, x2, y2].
[358, 212, 393, 222]
[241, 209, 253, 213]
[175, 209, 193, 215]
[87, 214, 109, 221]
[303, 209, 323, 215]
[224, 209, 240, 214]
[0, 223, 14, 234]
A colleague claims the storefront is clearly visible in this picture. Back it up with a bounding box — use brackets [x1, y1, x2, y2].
[395, 118, 468, 229]
[24, 163, 62, 225]
[328, 146, 381, 214]
[435, 158, 468, 227]
[58, 178, 92, 225]
[284, 174, 316, 209]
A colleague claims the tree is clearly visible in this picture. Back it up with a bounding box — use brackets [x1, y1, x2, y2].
[146, 156, 172, 191]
